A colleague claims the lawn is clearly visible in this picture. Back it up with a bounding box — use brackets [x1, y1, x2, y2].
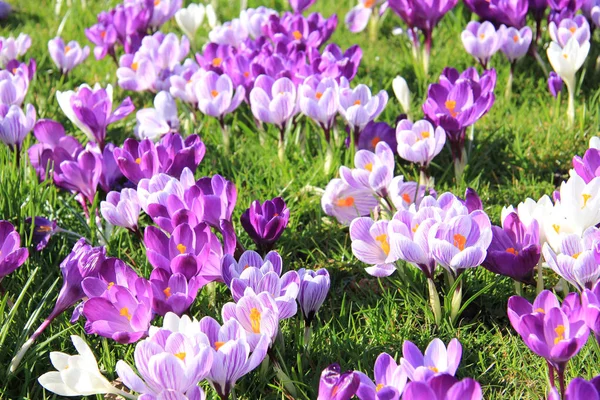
[0, 0, 599, 399]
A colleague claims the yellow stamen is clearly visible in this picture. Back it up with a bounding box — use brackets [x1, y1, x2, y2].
[573, 252, 581, 259]
[135, 157, 141, 164]
[429, 366, 439, 373]
[402, 193, 411, 203]
[250, 307, 261, 333]
[315, 91, 323, 100]
[445, 100, 458, 118]
[336, 197, 355, 207]
[107, 282, 115, 290]
[479, 33, 485, 39]
[163, 287, 172, 298]
[365, 0, 376, 7]
[375, 233, 390, 256]
[569, 26, 577, 33]
[513, 35, 519, 43]
[582, 194, 592, 208]
[554, 324, 565, 344]
[174, 352, 186, 360]
[364, 163, 373, 172]
[376, 383, 385, 392]
[177, 243, 187, 254]
[292, 30, 302, 40]
[412, 223, 419, 233]
[131, 62, 139, 71]
[64, 45, 72, 53]
[212, 57, 223, 67]
[535, 308, 545, 314]
[211, 90, 219, 98]
[563, 53, 568, 59]
[453, 233, 466, 251]
[553, 224, 560, 234]
[506, 247, 518, 255]
[36, 225, 53, 232]
[243, 71, 250, 78]
[214, 341, 226, 351]
[119, 307, 132, 321]
[421, 131, 430, 139]
[353, 99, 361, 105]
[371, 136, 381, 147]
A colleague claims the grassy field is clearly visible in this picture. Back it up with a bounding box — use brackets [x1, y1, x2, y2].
[0, 0, 599, 399]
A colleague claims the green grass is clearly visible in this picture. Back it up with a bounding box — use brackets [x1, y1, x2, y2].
[0, 0, 599, 399]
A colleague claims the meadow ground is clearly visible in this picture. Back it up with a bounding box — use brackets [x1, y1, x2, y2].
[0, 0, 599, 399]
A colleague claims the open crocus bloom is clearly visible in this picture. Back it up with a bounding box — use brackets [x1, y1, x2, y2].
[401, 338, 462, 382]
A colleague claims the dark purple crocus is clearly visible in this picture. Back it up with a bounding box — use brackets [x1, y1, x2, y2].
[317, 363, 360, 400]
[357, 121, 397, 152]
[0, 221, 28, 280]
[582, 281, 600, 345]
[548, 0, 584, 24]
[548, 71, 563, 98]
[529, 0, 548, 41]
[464, 0, 529, 28]
[156, 133, 205, 179]
[482, 212, 540, 284]
[308, 44, 363, 81]
[25, 217, 58, 251]
[508, 290, 589, 395]
[195, 43, 235, 74]
[290, 0, 316, 13]
[403, 375, 483, 400]
[573, 147, 600, 183]
[423, 67, 496, 178]
[56, 84, 134, 149]
[58, 148, 103, 207]
[240, 197, 290, 253]
[548, 376, 600, 400]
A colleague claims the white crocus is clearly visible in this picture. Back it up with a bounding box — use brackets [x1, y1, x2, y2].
[38, 335, 135, 399]
[148, 311, 202, 338]
[559, 175, 600, 232]
[206, 4, 218, 29]
[501, 195, 554, 245]
[590, 136, 600, 150]
[175, 3, 206, 42]
[547, 37, 590, 123]
[392, 76, 410, 114]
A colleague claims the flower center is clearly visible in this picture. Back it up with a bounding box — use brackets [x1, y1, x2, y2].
[177, 243, 187, 254]
[119, 307, 132, 321]
[572, 252, 581, 259]
[554, 324, 565, 344]
[131, 62, 139, 71]
[376, 383, 385, 392]
[243, 71, 250, 78]
[563, 53, 568, 59]
[211, 90, 219, 98]
[37, 225, 53, 232]
[107, 282, 115, 290]
[64, 45, 72, 53]
[315, 91, 323, 100]
[353, 99, 361, 105]
[506, 247, 518, 255]
[212, 57, 223, 67]
[412, 223, 419, 233]
[402, 193, 411, 203]
[513, 35, 519, 43]
[429, 366, 439, 373]
[535, 308, 545, 313]
[371, 136, 381, 147]
[135, 157, 141, 164]
[445, 100, 458, 117]
[479, 33, 485, 39]
[375, 233, 390, 256]
[336, 197, 355, 207]
[569, 26, 576, 33]
[214, 341, 225, 351]
[453, 233, 466, 251]
[174, 352, 186, 360]
[292, 30, 302, 40]
[100, 31, 107, 39]
[364, 163, 373, 172]
[163, 287, 172, 297]
[553, 224, 560, 234]
[421, 131, 430, 139]
[582, 194, 592, 208]
[250, 307, 261, 333]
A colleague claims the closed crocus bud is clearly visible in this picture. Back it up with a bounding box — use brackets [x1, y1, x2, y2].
[240, 197, 290, 253]
[48, 37, 90, 75]
[0, 103, 36, 151]
[396, 119, 445, 167]
[25, 216, 59, 251]
[0, 221, 28, 279]
[134, 91, 179, 141]
[318, 363, 360, 400]
[501, 26, 533, 63]
[290, 0, 316, 13]
[297, 268, 330, 326]
[548, 71, 564, 98]
[100, 189, 141, 232]
[392, 76, 411, 114]
[461, 21, 505, 69]
[175, 3, 206, 42]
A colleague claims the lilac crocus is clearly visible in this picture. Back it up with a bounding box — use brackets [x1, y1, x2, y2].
[0, 69, 30, 107]
[195, 71, 245, 120]
[403, 375, 483, 400]
[507, 290, 589, 383]
[345, 0, 382, 34]
[549, 71, 564, 98]
[134, 91, 179, 141]
[401, 338, 462, 382]
[297, 268, 330, 326]
[48, 37, 90, 75]
[150, 0, 182, 28]
[240, 197, 290, 253]
[100, 189, 141, 231]
[0, 104, 36, 151]
[461, 21, 505, 69]
[501, 26, 533, 63]
[549, 15, 591, 47]
[321, 178, 379, 225]
[318, 363, 360, 400]
[340, 141, 395, 196]
[85, 16, 118, 61]
[482, 212, 541, 284]
[56, 84, 134, 149]
[356, 353, 407, 400]
[114, 138, 160, 184]
[290, 0, 316, 13]
[0, 33, 31, 67]
[428, 211, 493, 277]
[149, 267, 205, 316]
[350, 217, 401, 277]
[583, 280, 600, 344]
[250, 75, 298, 133]
[199, 317, 269, 399]
[25, 217, 58, 251]
[357, 121, 397, 152]
[222, 291, 280, 348]
[464, 0, 529, 28]
[396, 119, 446, 168]
[298, 75, 339, 140]
[338, 80, 388, 140]
[58, 148, 103, 206]
[0, 221, 28, 280]
[310, 44, 363, 81]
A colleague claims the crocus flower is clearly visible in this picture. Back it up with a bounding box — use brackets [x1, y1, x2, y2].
[321, 179, 379, 225]
[464, 0, 529, 28]
[58, 148, 103, 206]
[547, 37, 590, 123]
[290, 0, 316, 13]
[48, 37, 90, 75]
[0, 33, 31, 67]
[150, 0, 182, 28]
[100, 189, 141, 232]
[548, 72, 564, 98]
[549, 15, 591, 47]
[250, 75, 298, 132]
[542, 228, 600, 291]
[392, 76, 411, 114]
[318, 363, 360, 400]
[338, 80, 388, 139]
[461, 21, 505, 69]
[356, 353, 407, 400]
[222, 291, 280, 348]
[114, 138, 160, 184]
[340, 141, 395, 196]
[357, 121, 397, 152]
[25, 216, 58, 251]
[351, 217, 402, 277]
[508, 290, 589, 375]
[311, 44, 363, 81]
[401, 338, 462, 382]
[344, 0, 382, 33]
[0, 104, 36, 151]
[0, 2, 10, 19]
[501, 26, 533, 64]
[0, 69, 30, 107]
[548, 377, 600, 400]
[0, 221, 28, 280]
[298, 75, 339, 140]
[85, 16, 118, 61]
[199, 317, 270, 399]
[396, 119, 446, 168]
[56, 83, 134, 149]
[502, 195, 554, 246]
[403, 375, 483, 400]
[482, 212, 540, 284]
[175, 3, 207, 41]
[209, 19, 249, 48]
[240, 197, 290, 252]
[297, 268, 330, 326]
[573, 146, 600, 183]
[195, 71, 245, 119]
[38, 335, 132, 398]
[582, 280, 600, 344]
[134, 91, 179, 141]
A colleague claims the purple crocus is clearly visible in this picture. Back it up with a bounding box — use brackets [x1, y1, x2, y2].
[428, 211, 493, 277]
[297, 268, 330, 326]
[573, 146, 600, 183]
[321, 178, 379, 225]
[58, 148, 103, 206]
[548, 377, 600, 400]
[548, 0, 584, 24]
[461, 21, 505, 69]
[0, 33, 31, 67]
[0, 104, 36, 151]
[195, 71, 245, 120]
[396, 119, 446, 168]
[501, 26, 533, 63]
[549, 15, 590, 47]
[250, 75, 298, 135]
[114, 138, 160, 184]
[149, 267, 205, 316]
[464, 0, 529, 28]
[338, 80, 388, 141]
[548, 71, 564, 98]
[401, 338, 462, 382]
[25, 217, 58, 251]
[356, 353, 407, 400]
[150, 0, 182, 28]
[85, 15, 118, 61]
[350, 218, 402, 277]
[134, 91, 179, 141]
[199, 317, 270, 399]
[508, 290, 589, 390]
[310, 44, 363, 81]
[482, 212, 541, 284]
[357, 121, 397, 152]
[56, 84, 134, 149]
[298, 75, 339, 141]
[318, 363, 360, 400]
[0, 69, 30, 107]
[583, 280, 600, 344]
[0, 221, 28, 280]
[100, 189, 141, 232]
[48, 37, 90, 75]
[403, 375, 483, 400]
[290, 0, 316, 13]
[240, 197, 290, 252]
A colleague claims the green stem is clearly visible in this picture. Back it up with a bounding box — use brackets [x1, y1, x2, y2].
[368, 11, 379, 42]
[536, 255, 544, 294]
[450, 279, 463, 324]
[428, 278, 442, 326]
[514, 280, 523, 296]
